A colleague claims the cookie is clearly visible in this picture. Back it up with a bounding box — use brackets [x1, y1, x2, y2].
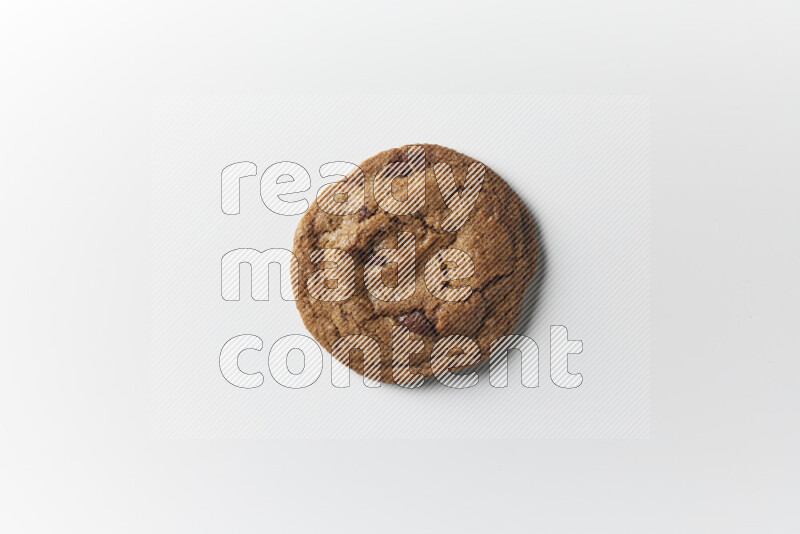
[293, 144, 537, 385]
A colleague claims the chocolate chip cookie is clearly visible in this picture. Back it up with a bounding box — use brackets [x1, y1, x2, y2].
[293, 144, 537, 385]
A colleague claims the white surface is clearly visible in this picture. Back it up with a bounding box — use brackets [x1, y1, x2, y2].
[151, 95, 649, 439]
[2, 0, 799, 532]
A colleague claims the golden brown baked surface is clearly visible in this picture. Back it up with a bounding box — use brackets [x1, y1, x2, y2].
[293, 144, 537, 384]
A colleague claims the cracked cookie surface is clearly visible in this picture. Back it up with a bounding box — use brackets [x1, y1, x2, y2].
[293, 144, 537, 384]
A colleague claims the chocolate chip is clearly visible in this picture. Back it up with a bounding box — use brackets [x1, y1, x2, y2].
[366, 253, 387, 266]
[397, 311, 437, 337]
[357, 249, 387, 266]
[358, 205, 373, 221]
[393, 163, 412, 177]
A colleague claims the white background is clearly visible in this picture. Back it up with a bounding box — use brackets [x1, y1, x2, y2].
[151, 95, 649, 439]
[2, 1, 799, 532]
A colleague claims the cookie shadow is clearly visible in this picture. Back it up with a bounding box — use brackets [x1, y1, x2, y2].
[512, 206, 549, 337]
